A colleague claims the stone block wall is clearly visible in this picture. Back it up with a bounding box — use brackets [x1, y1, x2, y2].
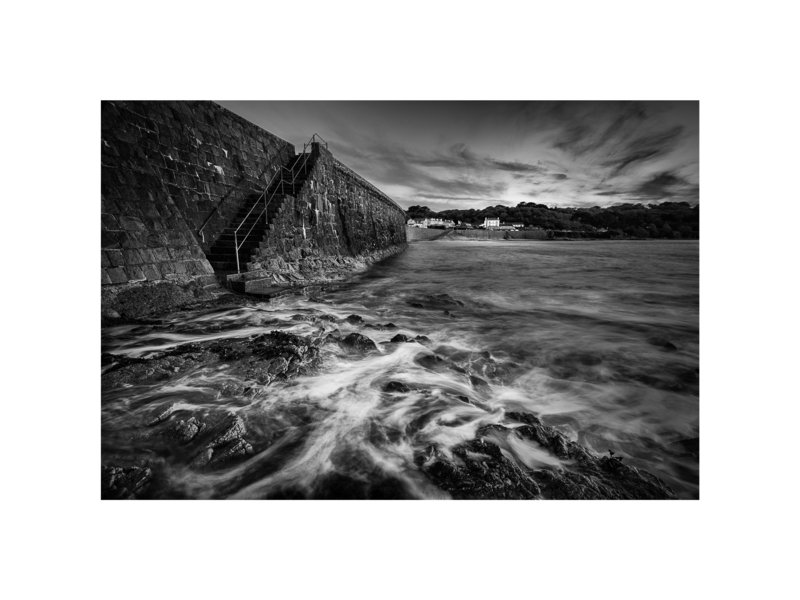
[101, 100, 294, 291]
[242, 144, 407, 284]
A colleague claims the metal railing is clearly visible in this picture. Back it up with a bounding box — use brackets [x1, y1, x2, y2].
[230, 134, 327, 273]
[197, 143, 291, 242]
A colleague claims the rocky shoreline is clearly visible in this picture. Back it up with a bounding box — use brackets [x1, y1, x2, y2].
[101, 291, 679, 500]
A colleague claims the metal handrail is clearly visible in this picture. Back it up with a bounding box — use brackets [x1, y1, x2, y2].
[233, 167, 285, 273]
[287, 133, 327, 185]
[198, 143, 291, 242]
[229, 134, 328, 273]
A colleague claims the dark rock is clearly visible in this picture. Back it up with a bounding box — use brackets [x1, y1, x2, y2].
[390, 333, 413, 343]
[148, 403, 178, 426]
[101, 465, 152, 499]
[164, 417, 206, 443]
[384, 381, 411, 393]
[469, 375, 492, 394]
[339, 332, 379, 355]
[419, 439, 541, 500]
[407, 293, 465, 310]
[190, 415, 253, 469]
[345, 314, 364, 324]
[414, 335, 430, 342]
[504, 412, 675, 499]
[415, 354, 447, 371]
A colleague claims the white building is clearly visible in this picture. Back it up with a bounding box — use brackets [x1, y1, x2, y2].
[483, 217, 500, 229]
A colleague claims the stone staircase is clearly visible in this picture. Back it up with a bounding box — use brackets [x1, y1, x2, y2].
[205, 152, 316, 279]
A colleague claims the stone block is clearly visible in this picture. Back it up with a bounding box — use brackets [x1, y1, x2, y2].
[127, 265, 146, 281]
[122, 249, 143, 265]
[142, 263, 162, 281]
[105, 249, 124, 267]
[118, 215, 146, 231]
[102, 270, 112, 285]
[102, 231, 121, 249]
[106, 267, 128, 284]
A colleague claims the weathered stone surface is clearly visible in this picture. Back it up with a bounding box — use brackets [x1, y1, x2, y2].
[338, 333, 379, 355]
[190, 415, 254, 469]
[101, 466, 152, 499]
[384, 381, 411, 393]
[164, 417, 206, 443]
[102, 328, 321, 388]
[419, 410, 675, 500]
[418, 439, 541, 500]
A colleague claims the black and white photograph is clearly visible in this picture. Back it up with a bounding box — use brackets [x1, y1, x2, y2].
[100, 100, 700, 500]
[6, 1, 798, 598]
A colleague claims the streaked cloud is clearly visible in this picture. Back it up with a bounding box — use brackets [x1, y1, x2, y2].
[217, 100, 699, 211]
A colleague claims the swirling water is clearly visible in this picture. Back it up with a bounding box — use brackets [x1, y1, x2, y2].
[102, 240, 699, 499]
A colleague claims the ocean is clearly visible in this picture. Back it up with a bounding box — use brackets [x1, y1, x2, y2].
[102, 240, 699, 499]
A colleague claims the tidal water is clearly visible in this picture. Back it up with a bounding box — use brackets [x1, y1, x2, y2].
[102, 240, 699, 499]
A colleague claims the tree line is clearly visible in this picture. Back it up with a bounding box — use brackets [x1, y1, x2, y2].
[406, 201, 699, 239]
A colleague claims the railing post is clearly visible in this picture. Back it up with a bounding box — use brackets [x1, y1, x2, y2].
[235, 231, 240, 273]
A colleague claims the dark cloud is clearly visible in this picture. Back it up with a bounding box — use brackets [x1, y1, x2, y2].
[552, 173, 568, 180]
[487, 158, 545, 173]
[602, 126, 685, 177]
[551, 102, 648, 157]
[634, 171, 688, 198]
[590, 171, 699, 204]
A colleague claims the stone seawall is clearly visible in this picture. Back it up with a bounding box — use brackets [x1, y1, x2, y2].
[101, 102, 405, 317]
[102, 101, 294, 316]
[406, 227, 451, 241]
[231, 145, 407, 289]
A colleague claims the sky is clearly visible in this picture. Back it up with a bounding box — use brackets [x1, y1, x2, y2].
[218, 101, 699, 212]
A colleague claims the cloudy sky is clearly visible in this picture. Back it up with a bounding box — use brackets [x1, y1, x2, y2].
[218, 101, 698, 212]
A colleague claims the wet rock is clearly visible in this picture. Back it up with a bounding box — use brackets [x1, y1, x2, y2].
[291, 313, 316, 322]
[250, 330, 321, 379]
[414, 335, 430, 342]
[148, 403, 178, 426]
[384, 381, 411, 393]
[191, 415, 253, 469]
[345, 314, 364, 325]
[407, 293, 465, 310]
[390, 333, 413, 343]
[101, 465, 152, 499]
[164, 417, 206, 443]
[339, 332, 379, 355]
[419, 439, 541, 500]
[210, 438, 254, 464]
[209, 342, 244, 361]
[415, 354, 447, 371]
[469, 375, 492, 394]
[504, 412, 675, 499]
[210, 415, 247, 448]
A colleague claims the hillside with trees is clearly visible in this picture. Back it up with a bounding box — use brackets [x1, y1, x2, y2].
[406, 201, 699, 239]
